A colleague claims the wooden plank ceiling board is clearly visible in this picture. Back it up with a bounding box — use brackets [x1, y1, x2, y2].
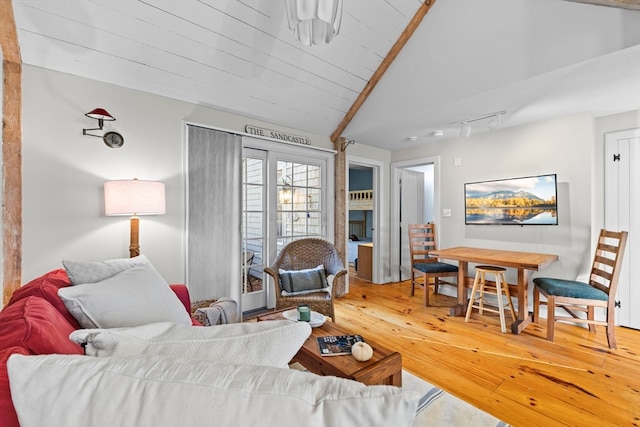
[11, 0, 640, 146]
[13, 0, 424, 136]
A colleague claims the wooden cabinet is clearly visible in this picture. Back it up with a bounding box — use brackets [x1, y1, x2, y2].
[357, 243, 373, 281]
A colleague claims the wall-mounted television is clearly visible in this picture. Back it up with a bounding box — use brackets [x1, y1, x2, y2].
[464, 174, 558, 225]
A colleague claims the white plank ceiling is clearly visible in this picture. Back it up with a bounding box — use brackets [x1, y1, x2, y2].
[12, 0, 640, 150]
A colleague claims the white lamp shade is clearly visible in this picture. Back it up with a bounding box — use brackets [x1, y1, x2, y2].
[285, 0, 343, 46]
[104, 180, 166, 216]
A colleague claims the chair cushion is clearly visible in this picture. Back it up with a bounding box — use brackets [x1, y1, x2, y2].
[413, 262, 458, 274]
[279, 265, 329, 295]
[8, 354, 420, 427]
[533, 278, 608, 301]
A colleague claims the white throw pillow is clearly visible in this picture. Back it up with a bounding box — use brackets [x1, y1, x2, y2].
[58, 263, 192, 328]
[70, 320, 311, 368]
[8, 354, 420, 427]
[62, 254, 151, 285]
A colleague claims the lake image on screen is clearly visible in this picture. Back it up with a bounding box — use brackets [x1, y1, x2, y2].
[465, 175, 558, 225]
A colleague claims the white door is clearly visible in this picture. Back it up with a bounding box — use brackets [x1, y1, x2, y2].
[399, 169, 425, 280]
[242, 149, 267, 312]
[605, 128, 640, 329]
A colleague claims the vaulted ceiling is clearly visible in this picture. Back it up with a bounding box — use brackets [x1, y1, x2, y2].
[11, 0, 640, 150]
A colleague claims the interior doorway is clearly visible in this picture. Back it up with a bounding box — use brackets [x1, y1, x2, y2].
[347, 157, 382, 284]
[390, 156, 439, 283]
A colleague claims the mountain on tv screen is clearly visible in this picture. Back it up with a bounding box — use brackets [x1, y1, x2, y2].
[464, 174, 558, 225]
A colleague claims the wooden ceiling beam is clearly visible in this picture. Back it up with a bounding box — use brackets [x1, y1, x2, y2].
[0, 0, 23, 305]
[330, 0, 437, 144]
[563, 0, 640, 10]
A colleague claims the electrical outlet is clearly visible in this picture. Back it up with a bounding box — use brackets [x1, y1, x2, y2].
[454, 158, 462, 167]
[442, 208, 452, 217]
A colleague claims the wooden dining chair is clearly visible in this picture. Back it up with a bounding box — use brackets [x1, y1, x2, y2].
[533, 229, 628, 349]
[408, 223, 458, 306]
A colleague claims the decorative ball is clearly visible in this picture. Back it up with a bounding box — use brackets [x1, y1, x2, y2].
[351, 342, 373, 361]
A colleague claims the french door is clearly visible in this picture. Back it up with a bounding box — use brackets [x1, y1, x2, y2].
[241, 139, 333, 313]
[242, 149, 267, 312]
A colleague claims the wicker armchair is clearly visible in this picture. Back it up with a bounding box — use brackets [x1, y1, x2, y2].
[264, 238, 347, 322]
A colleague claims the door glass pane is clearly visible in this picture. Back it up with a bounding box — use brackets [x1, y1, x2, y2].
[276, 161, 323, 255]
[242, 157, 265, 296]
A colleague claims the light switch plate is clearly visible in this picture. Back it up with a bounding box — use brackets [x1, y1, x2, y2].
[442, 208, 451, 217]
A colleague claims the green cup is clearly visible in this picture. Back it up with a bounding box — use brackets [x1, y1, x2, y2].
[297, 304, 311, 322]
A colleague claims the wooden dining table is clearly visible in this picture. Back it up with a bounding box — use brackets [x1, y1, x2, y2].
[428, 246, 558, 334]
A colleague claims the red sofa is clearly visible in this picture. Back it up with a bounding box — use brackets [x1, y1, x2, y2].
[0, 269, 197, 427]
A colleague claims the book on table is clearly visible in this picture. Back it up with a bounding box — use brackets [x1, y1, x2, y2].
[317, 334, 365, 356]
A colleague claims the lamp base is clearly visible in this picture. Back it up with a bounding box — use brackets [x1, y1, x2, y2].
[130, 216, 140, 258]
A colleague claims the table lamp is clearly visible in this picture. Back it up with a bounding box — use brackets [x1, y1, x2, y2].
[104, 179, 166, 258]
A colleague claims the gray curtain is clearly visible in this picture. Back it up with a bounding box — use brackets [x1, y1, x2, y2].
[187, 126, 242, 312]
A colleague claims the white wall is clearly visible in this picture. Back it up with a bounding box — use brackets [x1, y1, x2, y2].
[14, 64, 640, 305]
[390, 112, 638, 298]
[19, 65, 332, 287]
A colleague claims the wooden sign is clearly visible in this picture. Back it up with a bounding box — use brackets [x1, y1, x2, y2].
[245, 125, 310, 145]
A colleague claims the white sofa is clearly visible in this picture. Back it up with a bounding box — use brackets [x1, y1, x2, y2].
[5, 256, 420, 427]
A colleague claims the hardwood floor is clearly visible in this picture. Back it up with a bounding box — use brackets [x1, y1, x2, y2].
[334, 272, 640, 427]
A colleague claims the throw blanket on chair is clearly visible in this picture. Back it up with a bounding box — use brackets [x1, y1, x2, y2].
[195, 297, 239, 326]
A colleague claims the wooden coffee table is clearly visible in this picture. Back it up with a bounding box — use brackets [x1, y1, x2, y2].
[257, 309, 402, 387]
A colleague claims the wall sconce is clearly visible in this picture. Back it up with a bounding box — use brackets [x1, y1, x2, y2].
[83, 108, 124, 148]
[285, 0, 343, 46]
[278, 176, 293, 205]
[104, 179, 166, 258]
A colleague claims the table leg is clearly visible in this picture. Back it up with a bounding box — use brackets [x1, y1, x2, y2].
[510, 269, 532, 334]
[449, 261, 468, 316]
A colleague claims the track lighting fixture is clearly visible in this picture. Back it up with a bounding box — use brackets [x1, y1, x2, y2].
[487, 112, 503, 130]
[452, 110, 507, 138]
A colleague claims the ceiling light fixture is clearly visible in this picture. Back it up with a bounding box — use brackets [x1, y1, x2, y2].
[285, 0, 343, 46]
[431, 131, 444, 137]
[451, 110, 508, 137]
[460, 124, 472, 138]
[487, 112, 503, 130]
